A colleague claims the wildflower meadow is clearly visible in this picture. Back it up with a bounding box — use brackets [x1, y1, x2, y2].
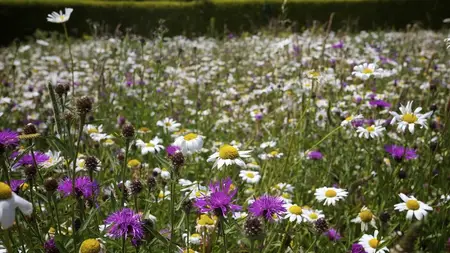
[0, 6, 450, 253]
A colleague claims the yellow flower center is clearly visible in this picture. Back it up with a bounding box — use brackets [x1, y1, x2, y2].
[127, 159, 141, 168]
[309, 71, 320, 78]
[368, 238, 379, 249]
[402, 113, 418, 124]
[282, 193, 291, 199]
[191, 233, 201, 238]
[218, 145, 239, 159]
[195, 191, 202, 197]
[48, 227, 56, 234]
[104, 139, 114, 145]
[87, 128, 98, 134]
[139, 127, 150, 133]
[246, 172, 255, 178]
[158, 192, 165, 199]
[20, 183, 29, 191]
[345, 116, 353, 121]
[184, 133, 198, 141]
[183, 249, 195, 253]
[325, 189, 337, 198]
[362, 68, 374, 74]
[366, 126, 375, 132]
[0, 182, 12, 200]
[288, 205, 302, 215]
[309, 213, 318, 220]
[359, 210, 373, 222]
[269, 150, 279, 156]
[406, 199, 420, 210]
[146, 143, 155, 147]
[80, 239, 101, 253]
[197, 214, 214, 226]
[165, 122, 172, 126]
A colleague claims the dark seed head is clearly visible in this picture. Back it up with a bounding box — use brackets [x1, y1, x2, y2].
[314, 218, 329, 234]
[379, 211, 391, 223]
[44, 177, 59, 193]
[55, 84, 66, 96]
[398, 170, 407, 179]
[244, 215, 263, 240]
[169, 151, 184, 170]
[23, 123, 38, 135]
[122, 124, 135, 139]
[76, 96, 93, 115]
[24, 165, 37, 180]
[85, 156, 99, 172]
[130, 181, 143, 195]
[147, 176, 157, 191]
[73, 218, 82, 232]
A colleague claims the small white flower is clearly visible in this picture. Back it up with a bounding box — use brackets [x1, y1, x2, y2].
[341, 114, 363, 127]
[136, 137, 164, 155]
[352, 63, 382, 80]
[47, 8, 73, 23]
[173, 133, 203, 155]
[356, 125, 385, 139]
[389, 101, 432, 134]
[314, 187, 348, 206]
[302, 208, 325, 222]
[239, 170, 261, 184]
[207, 144, 251, 170]
[160, 169, 171, 180]
[232, 212, 248, 220]
[283, 204, 304, 224]
[351, 206, 377, 231]
[156, 118, 181, 132]
[394, 193, 432, 220]
[358, 230, 389, 253]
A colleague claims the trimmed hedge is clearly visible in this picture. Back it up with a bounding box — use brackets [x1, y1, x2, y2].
[0, 0, 448, 45]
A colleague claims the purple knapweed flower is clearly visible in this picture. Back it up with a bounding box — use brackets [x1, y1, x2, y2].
[12, 151, 49, 167]
[0, 130, 19, 149]
[332, 41, 344, 49]
[104, 208, 144, 245]
[44, 238, 58, 253]
[307, 150, 323, 160]
[324, 228, 341, 241]
[369, 99, 391, 109]
[384, 144, 418, 161]
[249, 195, 286, 221]
[166, 145, 181, 157]
[58, 176, 99, 199]
[195, 178, 241, 216]
[8, 179, 25, 193]
[351, 243, 367, 253]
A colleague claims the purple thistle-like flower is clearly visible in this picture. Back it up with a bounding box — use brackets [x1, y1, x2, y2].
[12, 151, 49, 168]
[384, 144, 418, 161]
[308, 150, 323, 160]
[0, 130, 19, 148]
[249, 195, 286, 221]
[351, 243, 367, 253]
[195, 178, 241, 216]
[58, 176, 99, 199]
[8, 179, 25, 192]
[324, 228, 341, 241]
[44, 238, 59, 253]
[166, 145, 181, 156]
[105, 208, 144, 244]
[332, 41, 344, 49]
[369, 99, 391, 109]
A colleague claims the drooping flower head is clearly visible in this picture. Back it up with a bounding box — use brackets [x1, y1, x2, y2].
[58, 176, 99, 199]
[47, 8, 73, 23]
[104, 208, 144, 245]
[0, 130, 19, 150]
[249, 195, 286, 221]
[384, 144, 418, 161]
[195, 178, 241, 216]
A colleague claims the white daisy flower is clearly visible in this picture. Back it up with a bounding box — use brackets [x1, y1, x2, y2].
[352, 63, 382, 80]
[160, 169, 171, 180]
[239, 170, 261, 184]
[42, 150, 64, 168]
[173, 133, 203, 155]
[157, 189, 171, 201]
[0, 182, 33, 229]
[136, 137, 164, 155]
[246, 161, 261, 170]
[302, 208, 325, 222]
[341, 114, 363, 127]
[232, 212, 248, 220]
[283, 204, 304, 224]
[358, 230, 389, 253]
[84, 124, 103, 135]
[259, 150, 284, 160]
[274, 183, 294, 193]
[207, 144, 251, 170]
[47, 8, 73, 23]
[314, 187, 348, 206]
[389, 101, 432, 134]
[156, 118, 181, 132]
[182, 233, 202, 245]
[351, 206, 377, 231]
[356, 125, 385, 139]
[394, 193, 432, 220]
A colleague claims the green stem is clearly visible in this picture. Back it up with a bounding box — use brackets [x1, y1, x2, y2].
[1, 230, 13, 253]
[63, 23, 75, 97]
[220, 216, 228, 253]
[121, 139, 130, 207]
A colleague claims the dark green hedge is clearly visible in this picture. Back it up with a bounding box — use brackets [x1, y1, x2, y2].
[0, 0, 448, 45]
